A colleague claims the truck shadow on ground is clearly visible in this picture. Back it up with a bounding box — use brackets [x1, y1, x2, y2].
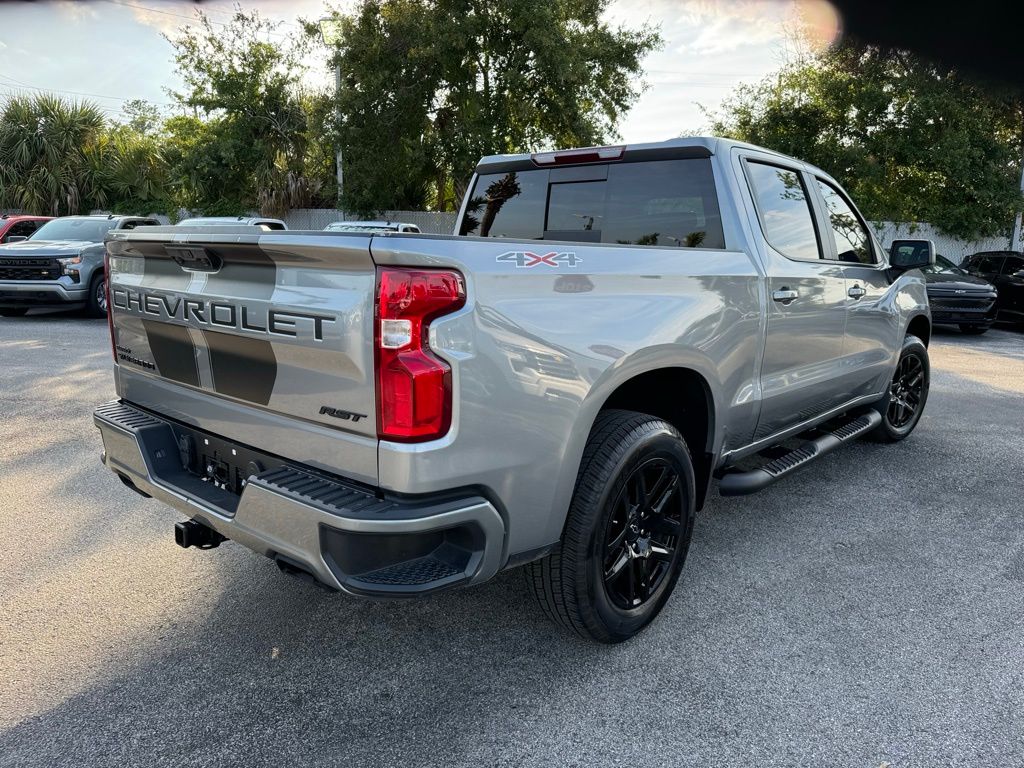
[2, 372, 1023, 767]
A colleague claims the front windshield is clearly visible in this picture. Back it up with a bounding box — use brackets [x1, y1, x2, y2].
[921, 254, 965, 275]
[31, 218, 113, 242]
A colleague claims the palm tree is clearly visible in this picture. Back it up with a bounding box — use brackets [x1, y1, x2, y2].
[0, 94, 107, 215]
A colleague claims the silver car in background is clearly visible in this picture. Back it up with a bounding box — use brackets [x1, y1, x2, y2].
[324, 220, 421, 233]
[177, 216, 288, 231]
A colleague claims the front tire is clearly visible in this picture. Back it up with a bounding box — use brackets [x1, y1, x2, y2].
[526, 410, 696, 643]
[867, 334, 929, 443]
[86, 273, 107, 318]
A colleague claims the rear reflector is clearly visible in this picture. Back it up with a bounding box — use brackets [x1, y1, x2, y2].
[375, 268, 466, 442]
[531, 145, 625, 166]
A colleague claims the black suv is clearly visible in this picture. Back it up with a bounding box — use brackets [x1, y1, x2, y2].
[961, 251, 1024, 325]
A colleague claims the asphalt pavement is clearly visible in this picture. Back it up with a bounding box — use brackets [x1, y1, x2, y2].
[1, 312, 1022, 767]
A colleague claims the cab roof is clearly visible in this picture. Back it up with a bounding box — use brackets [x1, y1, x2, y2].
[475, 136, 834, 182]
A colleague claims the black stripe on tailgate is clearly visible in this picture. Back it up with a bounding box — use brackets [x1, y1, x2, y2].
[140, 319, 201, 388]
[203, 328, 278, 405]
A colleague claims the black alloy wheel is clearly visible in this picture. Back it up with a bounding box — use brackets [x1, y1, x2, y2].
[887, 352, 925, 429]
[602, 457, 683, 609]
[526, 409, 696, 643]
[867, 333, 929, 443]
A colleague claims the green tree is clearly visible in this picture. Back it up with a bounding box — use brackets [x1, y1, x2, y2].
[0, 94, 108, 215]
[323, 0, 661, 215]
[165, 10, 332, 216]
[118, 98, 163, 136]
[707, 42, 1024, 239]
[95, 100, 172, 216]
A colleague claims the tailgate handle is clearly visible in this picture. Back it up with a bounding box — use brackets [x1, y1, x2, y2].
[164, 245, 222, 273]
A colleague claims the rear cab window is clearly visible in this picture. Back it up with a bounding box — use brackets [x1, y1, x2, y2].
[119, 219, 160, 231]
[459, 157, 725, 249]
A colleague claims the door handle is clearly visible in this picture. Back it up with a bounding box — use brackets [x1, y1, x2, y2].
[772, 288, 799, 304]
[848, 285, 866, 299]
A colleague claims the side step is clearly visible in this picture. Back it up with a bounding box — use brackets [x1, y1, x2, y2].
[718, 410, 881, 497]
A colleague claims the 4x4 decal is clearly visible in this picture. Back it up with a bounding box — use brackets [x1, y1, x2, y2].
[496, 250, 582, 268]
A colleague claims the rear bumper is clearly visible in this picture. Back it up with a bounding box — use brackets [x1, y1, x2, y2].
[0, 280, 86, 307]
[94, 400, 506, 597]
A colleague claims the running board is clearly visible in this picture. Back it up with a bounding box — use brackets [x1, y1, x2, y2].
[718, 410, 882, 497]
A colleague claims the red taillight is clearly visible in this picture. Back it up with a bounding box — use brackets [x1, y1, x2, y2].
[375, 267, 466, 442]
[104, 252, 116, 361]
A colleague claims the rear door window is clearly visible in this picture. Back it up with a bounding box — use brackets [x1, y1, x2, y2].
[460, 158, 725, 249]
[743, 161, 820, 260]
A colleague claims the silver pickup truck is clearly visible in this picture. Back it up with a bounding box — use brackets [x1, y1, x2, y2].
[94, 137, 934, 642]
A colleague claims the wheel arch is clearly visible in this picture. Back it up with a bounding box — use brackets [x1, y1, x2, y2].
[597, 366, 716, 510]
[906, 313, 931, 346]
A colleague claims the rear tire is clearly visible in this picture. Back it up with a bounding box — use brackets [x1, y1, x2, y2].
[959, 325, 988, 335]
[86, 273, 107, 318]
[867, 334, 929, 443]
[526, 409, 696, 643]
[0, 308, 28, 317]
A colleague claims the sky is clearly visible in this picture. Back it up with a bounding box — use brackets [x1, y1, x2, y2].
[0, 0, 832, 143]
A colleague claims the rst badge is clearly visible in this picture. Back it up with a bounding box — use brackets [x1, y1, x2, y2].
[496, 250, 582, 268]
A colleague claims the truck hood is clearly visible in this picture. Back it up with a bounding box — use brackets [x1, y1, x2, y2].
[0, 239, 92, 258]
[924, 271, 995, 293]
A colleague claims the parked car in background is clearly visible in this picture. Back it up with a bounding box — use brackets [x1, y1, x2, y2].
[0, 214, 53, 243]
[177, 216, 288, 231]
[0, 214, 158, 317]
[912, 251, 998, 334]
[324, 220, 421, 233]
[961, 251, 1024, 324]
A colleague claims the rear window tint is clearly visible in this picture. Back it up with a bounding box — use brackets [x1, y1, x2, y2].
[460, 158, 725, 249]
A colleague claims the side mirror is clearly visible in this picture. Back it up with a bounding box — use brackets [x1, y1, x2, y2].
[889, 239, 935, 270]
[4, 235, 27, 243]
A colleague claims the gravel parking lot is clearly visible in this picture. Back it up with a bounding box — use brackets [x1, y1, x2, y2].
[1, 313, 1022, 768]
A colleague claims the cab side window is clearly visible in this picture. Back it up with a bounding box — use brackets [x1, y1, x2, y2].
[4, 221, 37, 240]
[816, 179, 874, 264]
[744, 161, 821, 260]
[970, 254, 1004, 274]
[1000, 255, 1024, 275]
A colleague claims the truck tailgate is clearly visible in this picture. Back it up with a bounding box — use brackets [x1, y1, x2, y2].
[106, 228, 379, 481]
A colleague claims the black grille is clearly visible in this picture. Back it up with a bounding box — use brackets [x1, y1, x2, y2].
[0, 260, 61, 281]
[930, 297, 995, 310]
